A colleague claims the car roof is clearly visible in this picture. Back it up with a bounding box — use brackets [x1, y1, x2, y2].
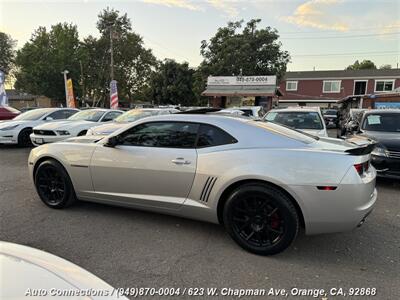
[268, 106, 321, 113]
[363, 109, 400, 114]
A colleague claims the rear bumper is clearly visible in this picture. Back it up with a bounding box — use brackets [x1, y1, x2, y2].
[291, 167, 377, 235]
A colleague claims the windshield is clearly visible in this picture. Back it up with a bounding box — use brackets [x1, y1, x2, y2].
[68, 110, 105, 122]
[362, 113, 400, 132]
[114, 110, 157, 123]
[14, 108, 52, 121]
[265, 111, 323, 130]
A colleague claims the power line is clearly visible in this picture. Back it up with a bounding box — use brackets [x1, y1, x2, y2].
[281, 32, 400, 40]
[292, 50, 400, 57]
[279, 26, 400, 35]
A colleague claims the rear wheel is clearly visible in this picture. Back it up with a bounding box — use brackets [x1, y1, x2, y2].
[223, 183, 299, 255]
[34, 160, 76, 208]
[18, 128, 33, 147]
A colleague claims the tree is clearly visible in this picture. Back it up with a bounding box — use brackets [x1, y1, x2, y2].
[379, 64, 392, 70]
[147, 59, 196, 106]
[0, 32, 16, 74]
[14, 23, 83, 101]
[346, 60, 377, 70]
[82, 7, 157, 106]
[199, 19, 290, 80]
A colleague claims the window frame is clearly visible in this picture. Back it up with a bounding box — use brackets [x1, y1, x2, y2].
[117, 121, 238, 149]
[323, 80, 341, 93]
[286, 81, 298, 91]
[374, 79, 395, 92]
[101, 111, 123, 122]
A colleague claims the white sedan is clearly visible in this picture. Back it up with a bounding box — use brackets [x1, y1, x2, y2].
[0, 108, 78, 146]
[264, 107, 328, 137]
[30, 109, 123, 146]
[87, 108, 179, 137]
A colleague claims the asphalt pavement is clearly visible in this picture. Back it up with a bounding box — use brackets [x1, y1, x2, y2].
[0, 144, 399, 300]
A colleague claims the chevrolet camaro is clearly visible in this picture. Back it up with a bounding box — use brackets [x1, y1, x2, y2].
[28, 114, 377, 255]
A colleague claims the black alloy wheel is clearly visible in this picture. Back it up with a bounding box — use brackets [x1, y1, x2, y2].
[223, 183, 299, 255]
[18, 128, 33, 147]
[35, 160, 76, 208]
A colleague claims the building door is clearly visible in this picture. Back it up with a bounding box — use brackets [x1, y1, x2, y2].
[354, 81, 367, 95]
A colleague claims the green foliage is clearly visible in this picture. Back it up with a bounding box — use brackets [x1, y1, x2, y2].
[346, 60, 377, 70]
[14, 23, 82, 101]
[0, 31, 16, 74]
[148, 59, 196, 106]
[199, 19, 290, 79]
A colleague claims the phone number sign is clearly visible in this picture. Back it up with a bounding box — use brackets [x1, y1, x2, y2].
[207, 76, 276, 86]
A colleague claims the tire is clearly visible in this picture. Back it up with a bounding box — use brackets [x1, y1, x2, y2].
[18, 128, 33, 147]
[223, 183, 299, 255]
[34, 159, 77, 209]
[77, 130, 87, 136]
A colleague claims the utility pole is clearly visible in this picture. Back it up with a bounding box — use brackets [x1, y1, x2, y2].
[61, 70, 69, 107]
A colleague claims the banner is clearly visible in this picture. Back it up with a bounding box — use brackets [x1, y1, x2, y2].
[66, 79, 76, 108]
[110, 80, 119, 109]
[207, 76, 276, 86]
[0, 70, 8, 106]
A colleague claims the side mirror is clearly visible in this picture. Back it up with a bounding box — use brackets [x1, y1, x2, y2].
[45, 116, 54, 121]
[104, 135, 121, 148]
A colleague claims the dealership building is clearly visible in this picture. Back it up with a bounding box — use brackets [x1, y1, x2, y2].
[202, 75, 282, 110]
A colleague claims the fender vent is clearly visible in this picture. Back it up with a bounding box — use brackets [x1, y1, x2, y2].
[199, 176, 217, 202]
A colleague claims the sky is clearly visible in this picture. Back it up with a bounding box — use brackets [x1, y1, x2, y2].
[1, 0, 399, 71]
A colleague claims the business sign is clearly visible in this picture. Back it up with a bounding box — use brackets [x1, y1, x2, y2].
[207, 76, 276, 86]
[66, 79, 76, 108]
[374, 102, 400, 109]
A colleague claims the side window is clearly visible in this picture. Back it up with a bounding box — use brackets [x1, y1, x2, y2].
[47, 110, 76, 120]
[102, 111, 122, 122]
[120, 122, 199, 148]
[196, 124, 237, 148]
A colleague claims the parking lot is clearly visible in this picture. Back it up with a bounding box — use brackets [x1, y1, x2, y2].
[0, 141, 399, 300]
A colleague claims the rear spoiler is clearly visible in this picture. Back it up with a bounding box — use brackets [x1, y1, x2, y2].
[345, 142, 377, 156]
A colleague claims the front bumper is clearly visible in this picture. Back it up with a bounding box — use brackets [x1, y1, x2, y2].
[0, 131, 18, 144]
[30, 133, 70, 146]
[371, 155, 400, 179]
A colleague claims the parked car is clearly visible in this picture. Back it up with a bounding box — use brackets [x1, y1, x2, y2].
[29, 114, 377, 255]
[339, 108, 367, 137]
[264, 107, 328, 137]
[30, 109, 123, 146]
[0, 108, 78, 146]
[0, 241, 127, 300]
[0, 106, 20, 120]
[355, 109, 400, 179]
[86, 108, 179, 137]
[217, 106, 266, 119]
[322, 109, 338, 128]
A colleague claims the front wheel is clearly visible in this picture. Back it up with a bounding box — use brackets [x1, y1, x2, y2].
[34, 160, 77, 208]
[18, 128, 33, 147]
[223, 183, 299, 255]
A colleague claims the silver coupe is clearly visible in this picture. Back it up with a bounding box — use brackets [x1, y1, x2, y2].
[28, 114, 377, 255]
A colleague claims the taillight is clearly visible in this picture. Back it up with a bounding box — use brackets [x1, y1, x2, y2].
[354, 161, 370, 176]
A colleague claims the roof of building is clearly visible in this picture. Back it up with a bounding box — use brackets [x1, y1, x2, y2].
[285, 69, 400, 80]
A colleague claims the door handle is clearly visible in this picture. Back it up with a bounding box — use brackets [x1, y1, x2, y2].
[172, 158, 191, 165]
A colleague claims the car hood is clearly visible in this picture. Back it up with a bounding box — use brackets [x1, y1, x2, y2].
[301, 129, 327, 137]
[34, 120, 95, 130]
[0, 120, 30, 128]
[0, 241, 127, 300]
[90, 122, 127, 135]
[359, 131, 400, 151]
[64, 135, 105, 144]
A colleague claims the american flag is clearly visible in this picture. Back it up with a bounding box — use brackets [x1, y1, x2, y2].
[110, 80, 119, 109]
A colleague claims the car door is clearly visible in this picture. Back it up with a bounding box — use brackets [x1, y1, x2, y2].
[90, 121, 199, 209]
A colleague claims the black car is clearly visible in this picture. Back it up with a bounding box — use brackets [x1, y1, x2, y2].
[357, 109, 400, 179]
[322, 109, 338, 128]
